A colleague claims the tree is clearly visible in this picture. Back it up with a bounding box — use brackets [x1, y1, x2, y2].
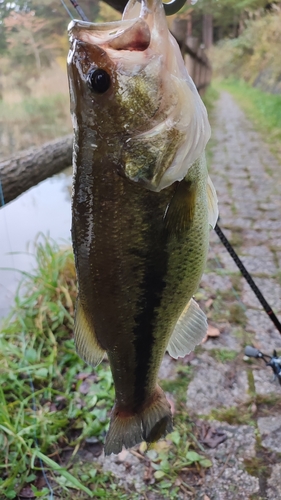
[192, 0, 271, 41]
[0, 135, 72, 206]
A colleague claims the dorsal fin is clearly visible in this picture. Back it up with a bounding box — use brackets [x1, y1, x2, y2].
[167, 298, 207, 359]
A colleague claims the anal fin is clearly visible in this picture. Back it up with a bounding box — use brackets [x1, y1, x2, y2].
[74, 298, 105, 367]
[167, 298, 207, 359]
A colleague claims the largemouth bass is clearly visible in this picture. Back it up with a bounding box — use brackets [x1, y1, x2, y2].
[67, 0, 218, 455]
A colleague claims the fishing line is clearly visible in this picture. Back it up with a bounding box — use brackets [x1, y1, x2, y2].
[60, 0, 74, 19]
[0, 178, 54, 499]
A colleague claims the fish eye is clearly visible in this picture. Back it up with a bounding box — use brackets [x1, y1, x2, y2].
[87, 68, 111, 94]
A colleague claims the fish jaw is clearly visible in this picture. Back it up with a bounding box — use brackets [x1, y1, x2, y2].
[67, 0, 210, 191]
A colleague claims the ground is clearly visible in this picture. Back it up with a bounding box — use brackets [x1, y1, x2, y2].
[91, 91, 281, 499]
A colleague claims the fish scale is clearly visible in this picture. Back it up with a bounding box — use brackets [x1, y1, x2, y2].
[67, 0, 218, 454]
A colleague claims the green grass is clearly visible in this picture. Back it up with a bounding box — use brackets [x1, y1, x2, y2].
[215, 78, 281, 160]
[0, 236, 115, 498]
[202, 84, 220, 166]
[202, 84, 220, 115]
[0, 236, 213, 499]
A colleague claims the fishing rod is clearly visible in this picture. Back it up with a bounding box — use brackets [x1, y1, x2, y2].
[215, 223, 281, 336]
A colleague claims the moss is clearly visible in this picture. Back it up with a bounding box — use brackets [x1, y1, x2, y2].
[210, 349, 238, 363]
[210, 405, 255, 426]
[228, 303, 247, 327]
[161, 364, 193, 406]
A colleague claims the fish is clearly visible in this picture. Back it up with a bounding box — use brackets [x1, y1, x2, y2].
[67, 0, 218, 455]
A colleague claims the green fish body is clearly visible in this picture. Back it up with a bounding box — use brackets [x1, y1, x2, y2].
[67, 0, 218, 454]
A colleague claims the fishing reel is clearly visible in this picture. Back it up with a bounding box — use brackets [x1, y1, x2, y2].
[244, 346, 281, 386]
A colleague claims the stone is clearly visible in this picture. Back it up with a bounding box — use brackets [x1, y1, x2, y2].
[252, 367, 279, 396]
[202, 421, 259, 500]
[266, 464, 281, 499]
[257, 415, 281, 453]
[187, 352, 250, 415]
[245, 308, 281, 352]
[101, 449, 147, 493]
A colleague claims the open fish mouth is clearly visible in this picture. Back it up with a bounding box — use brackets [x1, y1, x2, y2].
[68, 17, 151, 52]
[68, 0, 154, 52]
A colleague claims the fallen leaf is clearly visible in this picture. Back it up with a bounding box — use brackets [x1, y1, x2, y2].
[207, 325, 220, 337]
[79, 381, 90, 394]
[19, 486, 35, 498]
[197, 421, 227, 448]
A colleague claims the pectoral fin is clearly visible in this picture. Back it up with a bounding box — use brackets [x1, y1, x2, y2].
[74, 298, 105, 367]
[164, 178, 197, 236]
[207, 175, 219, 229]
[167, 298, 207, 359]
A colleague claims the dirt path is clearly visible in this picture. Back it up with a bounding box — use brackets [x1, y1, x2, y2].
[83, 92, 281, 500]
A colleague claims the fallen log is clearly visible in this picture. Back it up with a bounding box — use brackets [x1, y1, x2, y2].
[0, 135, 73, 207]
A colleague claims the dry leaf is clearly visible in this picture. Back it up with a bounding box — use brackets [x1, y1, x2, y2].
[207, 325, 220, 337]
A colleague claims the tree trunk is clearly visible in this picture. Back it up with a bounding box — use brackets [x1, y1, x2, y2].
[0, 135, 73, 207]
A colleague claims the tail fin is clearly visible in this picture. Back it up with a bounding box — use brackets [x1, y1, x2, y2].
[104, 385, 173, 455]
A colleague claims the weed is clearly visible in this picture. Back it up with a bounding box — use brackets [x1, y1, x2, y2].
[230, 275, 243, 293]
[210, 405, 255, 426]
[244, 456, 270, 478]
[0, 236, 115, 498]
[228, 303, 247, 327]
[210, 349, 238, 363]
[161, 364, 193, 407]
[202, 84, 220, 115]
